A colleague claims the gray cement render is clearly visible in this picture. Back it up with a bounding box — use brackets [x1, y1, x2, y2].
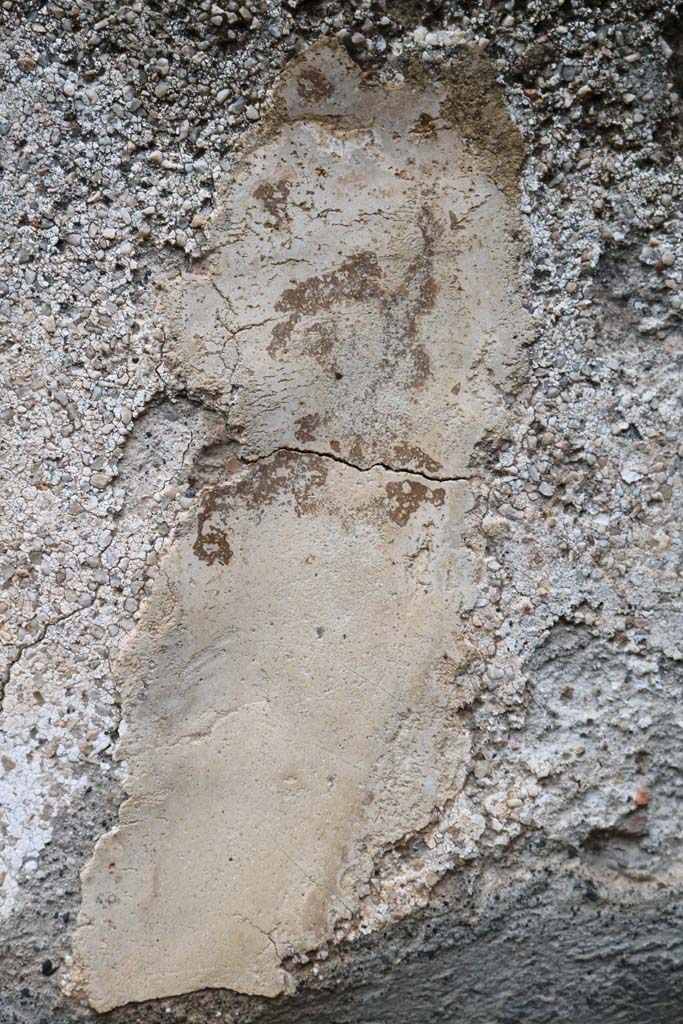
[1, 1, 682, 1021]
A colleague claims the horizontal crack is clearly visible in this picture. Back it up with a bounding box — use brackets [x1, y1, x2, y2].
[159, 381, 473, 485]
[242, 445, 473, 485]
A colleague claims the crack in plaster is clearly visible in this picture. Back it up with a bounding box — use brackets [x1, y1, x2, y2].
[72, 40, 531, 1012]
[241, 445, 475, 485]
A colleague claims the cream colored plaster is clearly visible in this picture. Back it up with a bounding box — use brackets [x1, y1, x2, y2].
[74, 42, 529, 1011]
[76, 456, 474, 1009]
[161, 43, 527, 477]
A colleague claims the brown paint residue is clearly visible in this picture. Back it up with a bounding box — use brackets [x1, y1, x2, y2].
[269, 252, 383, 357]
[193, 500, 233, 568]
[253, 180, 291, 229]
[410, 112, 437, 137]
[232, 451, 329, 517]
[391, 443, 442, 476]
[193, 452, 330, 565]
[296, 66, 335, 103]
[298, 322, 344, 380]
[269, 207, 438, 390]
[376, 205, 437, 388]
[294, 412, 322, 443]
[384, 479, 446, 527]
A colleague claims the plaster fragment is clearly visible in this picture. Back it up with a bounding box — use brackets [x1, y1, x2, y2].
[73, 41, 529, 1011]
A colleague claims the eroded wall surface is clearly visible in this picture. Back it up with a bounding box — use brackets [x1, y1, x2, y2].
[73, 45, 529, 1010]
[1, 4, 683, 1023]
[161, 43, 526, 477]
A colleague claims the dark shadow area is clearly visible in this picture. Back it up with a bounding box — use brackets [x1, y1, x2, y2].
[255, 876, 683, 1024]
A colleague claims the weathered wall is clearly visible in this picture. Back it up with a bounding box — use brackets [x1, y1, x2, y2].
[72, 45, 529, 1010]
[1, 2, 682, 1022]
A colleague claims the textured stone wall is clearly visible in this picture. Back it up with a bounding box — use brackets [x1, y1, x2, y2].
[1, 2, 682, 1023]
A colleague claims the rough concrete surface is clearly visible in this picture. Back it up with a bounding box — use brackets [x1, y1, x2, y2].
[1, 1, 682, 1022]
[75, 457, 475, 1008]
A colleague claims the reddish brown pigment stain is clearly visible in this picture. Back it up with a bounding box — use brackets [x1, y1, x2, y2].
[410, 112, 437, 137]
[391, 443, 442, 476]
[193, 510, 233, 568]
[253, 180, 291, 228]
[384, 479, 446, 527]
[269, 205, 439, 391]
[193, 452, 330, 564]
[269, 251, 383, 357]
[296, 66, 335, 103]
[294, 412, 322, 443]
